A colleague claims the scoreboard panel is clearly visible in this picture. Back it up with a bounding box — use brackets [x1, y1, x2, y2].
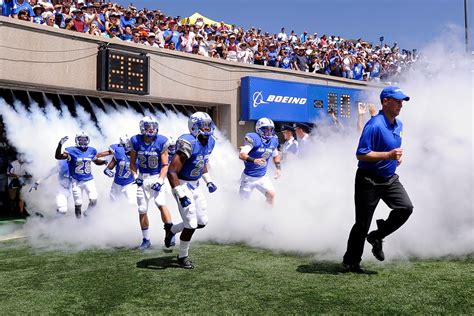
[97, 48, 149, 95]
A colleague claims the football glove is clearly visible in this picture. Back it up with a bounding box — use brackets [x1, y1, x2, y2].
[59, 136, 69, 145]
[29, 181, 39, 193]
[151, 182, 162, 192]
[134, 178, 144, 187]
[207, 182, 217, 193]
[103, 167, 114, 178]
[179, 196, 191, 208]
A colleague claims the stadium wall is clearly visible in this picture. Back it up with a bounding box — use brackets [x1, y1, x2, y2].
[0, 16, 381, 146]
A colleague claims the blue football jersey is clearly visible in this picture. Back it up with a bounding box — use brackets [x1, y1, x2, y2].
[175, 134, 216, 181]
[65, 146, 97, 181]
[130, 134, 168, 175]
[110, 144, 134, 186]
[243, 132, 279, 177]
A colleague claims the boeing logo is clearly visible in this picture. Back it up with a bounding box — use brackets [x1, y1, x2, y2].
[252, 91, 307, 108]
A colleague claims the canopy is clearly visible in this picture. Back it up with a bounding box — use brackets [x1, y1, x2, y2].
[180, 12, 232, 28]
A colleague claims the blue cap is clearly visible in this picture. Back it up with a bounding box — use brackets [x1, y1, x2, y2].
[380, 86, 410, 101]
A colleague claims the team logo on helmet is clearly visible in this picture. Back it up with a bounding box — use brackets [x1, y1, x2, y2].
[188, 112, 215, 137]
[255, 118, 275, 141]
[75, 131, 90, 149]
[139, 116, 159, 138]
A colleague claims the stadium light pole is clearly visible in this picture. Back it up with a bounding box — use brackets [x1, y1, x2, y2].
[464, 0, 471, 53]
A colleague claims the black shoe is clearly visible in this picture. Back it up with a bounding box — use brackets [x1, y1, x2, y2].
[177, 256, 194, 269]
[367, 232, 385, 261]
[164, 223, 176, 248]
[75, 210, 81, 219]
[342, 262, 365, 273]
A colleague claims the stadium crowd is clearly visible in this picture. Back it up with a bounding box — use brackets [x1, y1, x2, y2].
[1, 0, 418, 82]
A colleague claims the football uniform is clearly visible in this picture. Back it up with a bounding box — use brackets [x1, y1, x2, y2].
[173, 134, 215, 229]
[109, 144, 136, 204]
[131, 134, 169, 213]
[240, 132, 279, 199]
[65, 146, 98, 206]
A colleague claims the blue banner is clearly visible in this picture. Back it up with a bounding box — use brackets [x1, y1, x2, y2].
[240, 76, 374, 123]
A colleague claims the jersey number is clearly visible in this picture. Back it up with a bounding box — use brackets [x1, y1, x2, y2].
[117, 161, 132, 178]
[138, 155, 159, 169]
[75, 160, 91, 174]
[190, 155, 206, 177]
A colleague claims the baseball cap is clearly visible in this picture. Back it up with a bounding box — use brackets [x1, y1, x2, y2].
[380, 86, 410, 101]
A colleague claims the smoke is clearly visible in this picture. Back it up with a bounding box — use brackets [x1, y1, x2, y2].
[1, 39, 472, 261]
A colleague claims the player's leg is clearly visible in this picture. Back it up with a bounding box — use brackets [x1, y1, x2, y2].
[55, 186, 69, 216]
[136, 185, 151, 249]
[239, 173, 255, 200]
[154, 188, 175, 248]
[71, 180, 83, 219]
[193, 187, 208, 229]
[83, 180, 98, 216]
[123, 182, 137, 205]
[175, 183, 198, 269]
[256, 175, 276, 205]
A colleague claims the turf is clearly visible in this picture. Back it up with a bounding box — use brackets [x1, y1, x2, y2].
[0, 240, 472, 314]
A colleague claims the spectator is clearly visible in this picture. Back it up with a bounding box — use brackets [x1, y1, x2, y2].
[293, 46, 309, 72]
[253, 44, 266, 66]
[2, 0, 14, 17]
[180, 26, 195, 53]
[72, 8, 86, 33]
[44, 12, 59, 29]
[266, 43, 278, 67]
[12, 0, 33, 19]
[88, 22, 102, 36]
[144, 32, 159, 47]
[16, 8, 29, 21]
[277, 49, 292, 69]
[300, 31, 308, 43]
[32, 4, 44, 24]
[277, 27, 288, 42]
[120, 8, 135, 28]
[280, 124, 298, 161]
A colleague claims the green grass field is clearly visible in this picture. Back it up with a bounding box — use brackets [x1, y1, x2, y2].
[0, 239, 472, 314]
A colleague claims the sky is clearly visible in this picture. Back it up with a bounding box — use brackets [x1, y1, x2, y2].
[116, 0, 473, 51]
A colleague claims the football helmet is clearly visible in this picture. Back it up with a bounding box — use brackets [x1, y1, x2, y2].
[75, 131, 90, 149]
[188, 112, 215, 137]
[255, 118, 275, 141]
[168, 136, 176, 155]
[139, 116, 159, 138]
[119, 134, 132, 153]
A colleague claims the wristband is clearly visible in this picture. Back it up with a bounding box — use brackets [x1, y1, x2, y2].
[202, 173, 212, 184]
[173, 185, 186, 199]
[245, 156, 256, 163]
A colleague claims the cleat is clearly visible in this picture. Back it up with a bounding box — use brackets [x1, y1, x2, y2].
[367, 232, 385, 261]
[164, 223, 176, 248]
[177, 255, 194, 269]
[342, 262, 365, 273]
[138, 238, 151, 250]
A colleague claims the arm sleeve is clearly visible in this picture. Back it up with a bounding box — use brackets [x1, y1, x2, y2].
[176, 138, 193, 159]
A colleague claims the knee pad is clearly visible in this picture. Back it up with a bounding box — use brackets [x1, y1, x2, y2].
[197, 224, 206, 229]
[89, 199, 97, 207]
[138, 206, 147, 214]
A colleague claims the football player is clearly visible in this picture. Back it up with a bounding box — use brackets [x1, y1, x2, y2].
[239, 118, 281, 205]
[129, 116, 175, 250]
[102, 135, 136, 204]
[167, 112, 217, 269]
[55, 132, 106, 219]
[30, 159, 72, 216]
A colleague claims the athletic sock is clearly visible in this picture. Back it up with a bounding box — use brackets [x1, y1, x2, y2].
[179, 240, 191, 258]
[142, 228, 149, 240]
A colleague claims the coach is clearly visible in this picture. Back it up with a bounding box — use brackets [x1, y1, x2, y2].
[342, 86, 414, 273]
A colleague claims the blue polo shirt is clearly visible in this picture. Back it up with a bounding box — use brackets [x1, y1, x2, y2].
[356, 110, 403, 178]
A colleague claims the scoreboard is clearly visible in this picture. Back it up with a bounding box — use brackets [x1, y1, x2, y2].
[97, 48, 149, 95]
